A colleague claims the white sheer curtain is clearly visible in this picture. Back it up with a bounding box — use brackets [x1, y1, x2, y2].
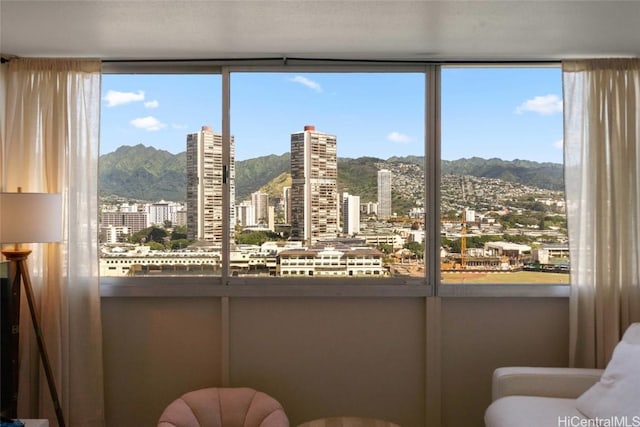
[2, 59, 105, 426]
[563, 58, 640, 369]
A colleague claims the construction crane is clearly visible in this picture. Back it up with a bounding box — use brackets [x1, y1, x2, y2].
[460, 209, 467, 269]
[460, 177, 467, 269]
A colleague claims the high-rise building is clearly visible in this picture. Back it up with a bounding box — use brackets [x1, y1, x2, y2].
[236, 200, 255, 227]
[282, 186, 292, 224]
[146, 201, 185, 227]
[101, 211, 147, 234]
[290, 125, 339, 243]
[99, 225, 130, 244]
[377, 169, 392, 219]
[175, 210, 187, 227]
[148, 200, 170, 226]
[360, 201, 378, 216]
[342, 192, 361, 236]
[251, 191, 269, 225]
[266, 206, 275, 232]
[186, 125, 235, 245]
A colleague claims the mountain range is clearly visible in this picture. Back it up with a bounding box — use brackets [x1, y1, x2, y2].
[99, 144, 564, 203]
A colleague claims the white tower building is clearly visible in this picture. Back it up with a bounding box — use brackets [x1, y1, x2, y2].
[186, 125, 235, 245]
[377, 169, 392, 219]
[342, 192, 361, 236]
[290, 125, 338, 243]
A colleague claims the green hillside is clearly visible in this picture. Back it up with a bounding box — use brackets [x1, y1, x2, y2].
[441, 157, 564, 191]
[235, 153, 290, 200]
[99, 145, 564, 204]
[259, 172, 292, 200]
[99, 144, 186, 201]
[337, 156, 385, 202]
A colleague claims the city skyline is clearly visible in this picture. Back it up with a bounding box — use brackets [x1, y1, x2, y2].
[98, 70, 567, 281]
[100, 68, 563, 163]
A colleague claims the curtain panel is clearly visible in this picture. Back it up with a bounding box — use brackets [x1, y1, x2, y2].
[563, 58, 640, 369]
[2, 58, 105, 426]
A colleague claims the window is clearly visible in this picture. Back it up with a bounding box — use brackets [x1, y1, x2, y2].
[440, 66, 567, 285]
[99, 64, 568, 292]
[99, 74, 223, 277]
[230, 72, 425, 281]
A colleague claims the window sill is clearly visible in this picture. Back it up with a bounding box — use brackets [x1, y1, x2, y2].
[100, 277, 568, 298]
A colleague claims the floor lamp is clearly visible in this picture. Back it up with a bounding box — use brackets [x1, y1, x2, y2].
[0, 190, 66, 427]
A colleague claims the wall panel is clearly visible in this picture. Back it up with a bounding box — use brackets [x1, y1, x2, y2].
[228, 298, 426, 427]
[102, 298, 222, 426]
[440, 297, 569, 427]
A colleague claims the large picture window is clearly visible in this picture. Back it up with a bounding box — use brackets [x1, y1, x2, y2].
[99, 65, 567, 289]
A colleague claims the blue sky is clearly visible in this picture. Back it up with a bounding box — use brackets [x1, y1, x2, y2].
[100, 67, 563, 163]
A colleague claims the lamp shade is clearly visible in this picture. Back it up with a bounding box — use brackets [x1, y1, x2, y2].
[0, 192, 63, 244]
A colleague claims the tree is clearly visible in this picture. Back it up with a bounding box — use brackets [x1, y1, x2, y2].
[145, 241, 164, 251]
[378, 243, 394, 255]
[130, 226, 168, 245]
[466, 235, 503, 249]
[530, 201, 547, 212]
[538, 216, 546, 230]
[171, 225, 188, 240]
[170, 239, 191, 250]
[235, 231, 284, 246]
[403, 241, 424, 259]
[441, 237, 454, 251]
[504, 234, 535, 245]
[148, 226, 168, 244]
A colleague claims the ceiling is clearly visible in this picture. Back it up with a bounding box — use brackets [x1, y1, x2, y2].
[2, 0, 640, 62]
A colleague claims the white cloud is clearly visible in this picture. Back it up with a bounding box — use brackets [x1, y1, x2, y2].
[103, 90, 145, 107]
[144, 100, 159, 108]
[515, 94, 563, 115]
[130, 116, 166, 131]
[387, 131, 412, 144]
[289, 76, 322, 92]
[171, 123, 188, 130]
[553, 138, 564, 150]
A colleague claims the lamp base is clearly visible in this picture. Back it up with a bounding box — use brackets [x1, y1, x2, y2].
[1, 250, 32, 262]
[0, 249, 66, 427]
[1, 259, 20, 419]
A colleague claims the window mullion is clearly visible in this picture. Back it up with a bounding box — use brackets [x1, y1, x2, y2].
[222, 67, 231, 282]
[425, 65, 441, 295]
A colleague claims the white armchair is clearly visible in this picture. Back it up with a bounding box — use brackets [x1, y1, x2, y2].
[485, 323, 640, 427]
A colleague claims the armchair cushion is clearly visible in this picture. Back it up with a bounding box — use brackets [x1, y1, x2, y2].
[576, 340, 640, 419]
[158, 387, 289, 427]
[485, 396, 584, 427]
[491, 367, 603, 401]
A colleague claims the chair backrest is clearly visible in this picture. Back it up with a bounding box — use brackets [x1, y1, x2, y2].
[622, 323, 640, 345]
[158, 387, 289, 427]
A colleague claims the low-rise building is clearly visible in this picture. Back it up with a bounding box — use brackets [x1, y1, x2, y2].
[278, 243, 388, 277]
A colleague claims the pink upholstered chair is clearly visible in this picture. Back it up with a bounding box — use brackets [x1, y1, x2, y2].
[158, 387, 289, 427]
